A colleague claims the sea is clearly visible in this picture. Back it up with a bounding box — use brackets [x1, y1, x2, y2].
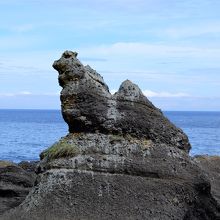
[0, 110, 220, 162]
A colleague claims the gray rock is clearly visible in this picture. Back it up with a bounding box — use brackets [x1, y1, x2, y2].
[53, 51, 190, 152]
[2, 51, 220, 220]
[193, 155, 220, 204]
[0, 161, 37, 216]
[3, 134, 220, 220]
[18, 161, 39, 173]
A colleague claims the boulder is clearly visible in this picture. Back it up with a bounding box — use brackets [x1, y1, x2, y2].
[194, 155, 220, 204]
[2, 51, 220, 220]
[0, 161, 37, 215]
[18, 161, 39, 173]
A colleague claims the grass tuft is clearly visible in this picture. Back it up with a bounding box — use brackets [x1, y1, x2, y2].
[40, 139, 80, 161]
[0, 160, 15, 168]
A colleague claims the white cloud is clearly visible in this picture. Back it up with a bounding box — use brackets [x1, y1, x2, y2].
[143, 90, 189, 98]
[79, 42, 220, 60]
[0, 91, 32, 97]
[162, 22, 220, 39]
[19, 91, 32, 95]
[10, 24, 34, 33]
[0, 50, 62, 75]
[0, 35, 44, 50]
[0, 93, 14, 97]
[110, 88, 189, 98]
[0, 91, 59, 97]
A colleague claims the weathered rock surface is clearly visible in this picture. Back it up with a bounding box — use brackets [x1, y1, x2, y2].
[3, 134, 220, 220]
[2, 51, 220, 220]
[53, 51, 190, 152]
[194, 155, 220, 204]
[18, 161, 39, 173]
[0, 161, 37, 216]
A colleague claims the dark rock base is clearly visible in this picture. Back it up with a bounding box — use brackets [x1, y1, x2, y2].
[2, 169, 220, 220]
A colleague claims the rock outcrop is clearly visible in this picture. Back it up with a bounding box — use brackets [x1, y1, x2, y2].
[194, 155, 220, 204]
[53, 51, 190, 152]
[0, 161, 36, 215]
[2, 51, 220, 220]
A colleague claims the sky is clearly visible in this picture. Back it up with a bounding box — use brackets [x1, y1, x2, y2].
[0, 0, 220, 110]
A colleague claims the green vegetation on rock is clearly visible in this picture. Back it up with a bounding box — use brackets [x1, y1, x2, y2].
[0, 160, 15, 168]
[40, 139, 80, 161]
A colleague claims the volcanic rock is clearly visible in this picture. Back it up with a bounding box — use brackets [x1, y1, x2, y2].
[194, 155, 220, 204]
[2, 51, 220, 220]
[0, 161, 36, 215]
[53, 51, 190, 152]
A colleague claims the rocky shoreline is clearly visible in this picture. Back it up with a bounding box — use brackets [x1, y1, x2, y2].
[1, 51, 220, 219]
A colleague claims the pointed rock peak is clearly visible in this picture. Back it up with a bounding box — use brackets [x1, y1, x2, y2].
[117, 79, 144, 99]
[62, 50, 78, 59]
[52, 51, 86, 87]
[53, 50, 81, 72]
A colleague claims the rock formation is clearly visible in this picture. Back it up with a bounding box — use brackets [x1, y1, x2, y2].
[53, 51, 190, 152]
[0, 161, 36, 215]
[2, 51, 220, 220]
[194, 155, 220, 204]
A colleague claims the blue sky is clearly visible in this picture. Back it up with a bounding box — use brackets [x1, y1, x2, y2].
[0, 0, 220, 110]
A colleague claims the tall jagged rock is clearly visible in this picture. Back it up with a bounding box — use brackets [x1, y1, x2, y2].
[2, 51, 219, 220]
[53, 51, 190, 152]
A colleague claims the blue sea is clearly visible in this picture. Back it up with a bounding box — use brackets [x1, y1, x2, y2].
[0, 110, 220, 162]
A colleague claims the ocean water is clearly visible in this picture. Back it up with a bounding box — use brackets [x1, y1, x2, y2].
[165, 111, 220, 156]
[0, 110, 219, 162]
[0, 110, 67, 162]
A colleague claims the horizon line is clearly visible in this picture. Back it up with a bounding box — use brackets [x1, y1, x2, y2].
[0, 108, 220, 112]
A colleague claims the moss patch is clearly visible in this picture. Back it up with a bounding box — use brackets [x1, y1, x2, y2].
[0, 160, 15, 168]
[40, 139, 80, 161]
[109, 134, 124, 143]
